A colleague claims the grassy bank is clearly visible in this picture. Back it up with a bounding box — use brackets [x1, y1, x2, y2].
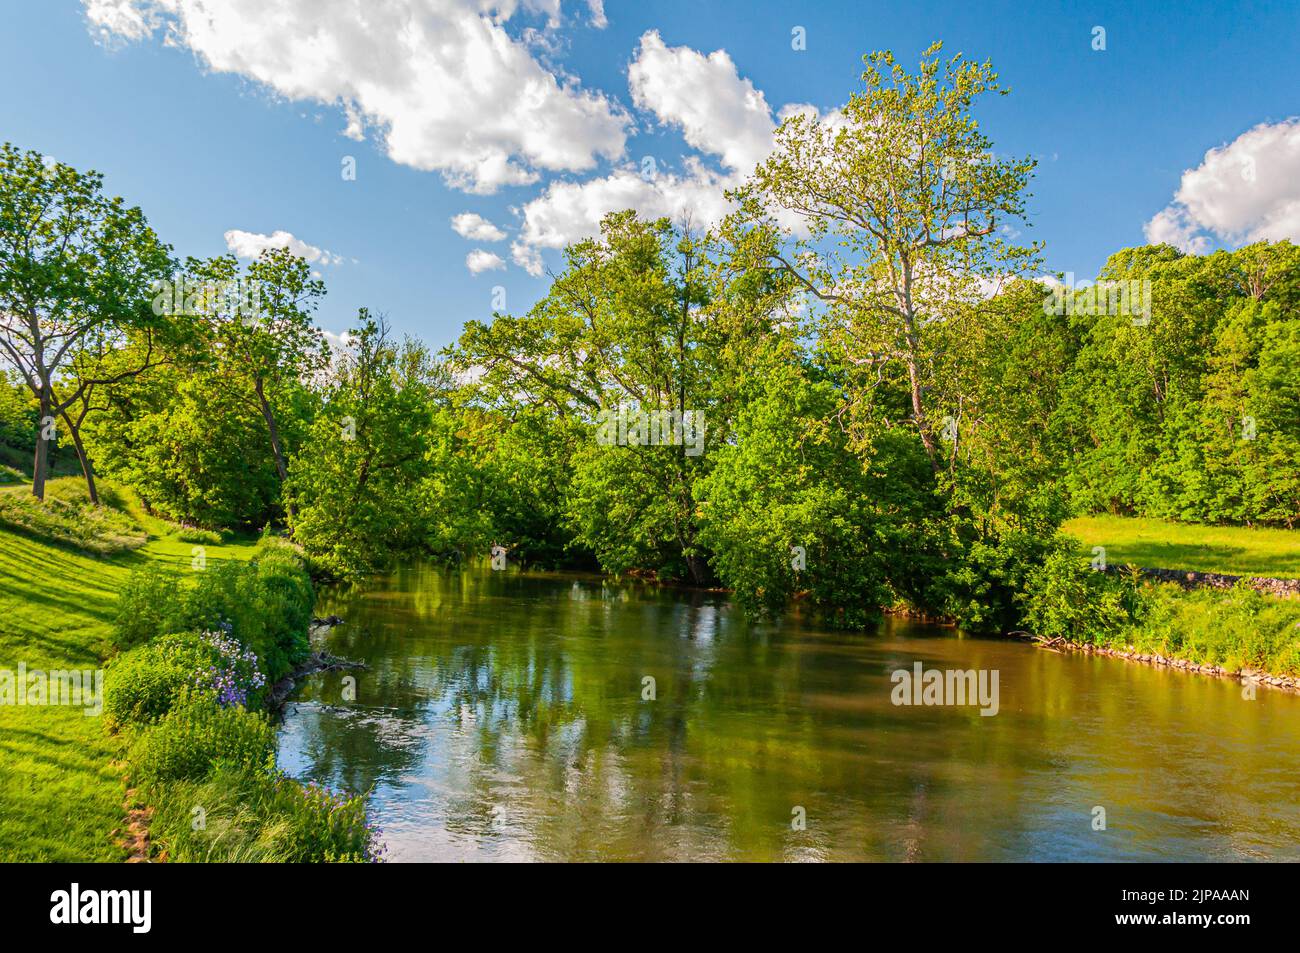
[1023, 540, 1300, 680]
[1063, 514, 1300, 579]
[0, 478, 258, 861]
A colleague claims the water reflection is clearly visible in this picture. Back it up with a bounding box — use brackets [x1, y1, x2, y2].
[276, 565, 1300, 861]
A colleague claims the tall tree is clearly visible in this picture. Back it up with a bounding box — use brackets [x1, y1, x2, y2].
[189, 249, 328, 520]
[740, 43, 1040, 470]
[0, 143, 172, 499]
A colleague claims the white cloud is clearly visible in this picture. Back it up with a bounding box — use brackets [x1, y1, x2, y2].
[513, 33, 831, 271]
[451, 212, 508, 242]
[511, 240, 545, 277]
[585, 0, 607, 29]
[83, 0, 629, 194]
[628, 30, 776, 175]
[83, 0, 157, 40]
[466, 249, 506, 274]
[1143, 206, 1210, 255]
[514, 160, 732, 262]
[224, 229, 343, 265]
[1145, 118, 1300, 253]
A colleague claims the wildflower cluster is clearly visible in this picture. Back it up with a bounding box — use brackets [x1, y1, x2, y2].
[194, 624, 265, 708]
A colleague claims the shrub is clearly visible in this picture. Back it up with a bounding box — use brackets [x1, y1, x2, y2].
[1019, 537, 1149, 641]
[145, 762, 384, 863]
[1123, 584, 1300, 675]
[103, 632, 214, 729]
[130, 697, 275, 784]
[112, 566, 182, 651]
[111, 538, 313, 683]
[937, 523, 1061, 633]
[173, 527, 223, 545]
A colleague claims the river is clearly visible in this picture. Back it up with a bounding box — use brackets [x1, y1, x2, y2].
[277, 564, 1300, 861]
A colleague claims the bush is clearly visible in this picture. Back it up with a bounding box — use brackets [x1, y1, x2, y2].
[113, 566, 182, 651]
[173, 527, 223, 545]
[111, 538, 313, 683]
[1019, 538, 1149, 641]
[103, 632, 215, 729]
[130, 697, 275, 784]
[145, 762, 383, 863]
[104, 628, 270, 730]
[1121, 584, 1300, 675]
[936, 523, 1061, 633]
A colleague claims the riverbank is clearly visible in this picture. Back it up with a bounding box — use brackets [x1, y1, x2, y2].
[3, 479, 1295, 860]
[0, 479, 259, 860]
[1034, 635, 1300, 693]
[0, 477, 379, 862]
[1021, 547, 1300, 690]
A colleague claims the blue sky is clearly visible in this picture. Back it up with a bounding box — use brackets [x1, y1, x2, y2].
[2, 0, 1297, 346]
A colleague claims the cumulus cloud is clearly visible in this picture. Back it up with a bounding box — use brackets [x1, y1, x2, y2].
[451, 212, 508, 242]
[83, 0, 629, 194]
[224, 229, 343, 266]
[466, 249, 506, 274]
[585, 0, 607, 29]
[628, 30, 776, 174]
[514, 160, 732, 269]
[513, 32, 829, 271]
[1144, 118, 1300, 253]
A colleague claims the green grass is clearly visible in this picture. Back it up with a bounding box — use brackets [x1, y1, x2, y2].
[0, 477, 258, 861]
[1062, 514, 1300, 579]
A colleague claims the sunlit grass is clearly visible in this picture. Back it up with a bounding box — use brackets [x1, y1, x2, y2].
[1063, 514, 1300, 579]
[0, 477, 258, 861]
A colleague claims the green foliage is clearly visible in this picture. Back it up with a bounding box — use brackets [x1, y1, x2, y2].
[103, 632, 217, 729]
[931, 523, 1061, 633]
[145, 762, 380, 863]
[83, 365, 286, 529]
[697, 362, 903, 625]
[1057, 242, 1300, 527]
[286, 313, 453, 577]
[173, 526, 223, 545]
[1021, 545, 1300, 676]
[129, 696, 275, 784]
[0, 479, 147, 554]
[0, 371, 34, 452]
[1133, 584, 1300, 675]
[1019, 540, 1148, 642]
[111, 537, 312, 682]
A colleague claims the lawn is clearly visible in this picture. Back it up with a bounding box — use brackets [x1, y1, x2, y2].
[0, 477, 258, 861]
[1062, 514, 1300, 579]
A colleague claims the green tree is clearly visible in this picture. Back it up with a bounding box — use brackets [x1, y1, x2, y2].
[189, 250, 328, 519]
[287, 311, 449, 575]
[740, 43, 1040, 470]
[0, 143, 172, 499]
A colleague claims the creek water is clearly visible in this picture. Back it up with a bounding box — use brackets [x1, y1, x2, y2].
[277, 564, 1300, 861]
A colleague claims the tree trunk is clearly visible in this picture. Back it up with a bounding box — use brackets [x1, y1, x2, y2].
[908, 354, 940, 473]
[61, 410, 99, 506]
[31, 384, 51, 500]
[254, 377, 295, 520]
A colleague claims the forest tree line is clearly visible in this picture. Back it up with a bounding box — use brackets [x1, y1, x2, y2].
[2, 46, 1297, 633]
